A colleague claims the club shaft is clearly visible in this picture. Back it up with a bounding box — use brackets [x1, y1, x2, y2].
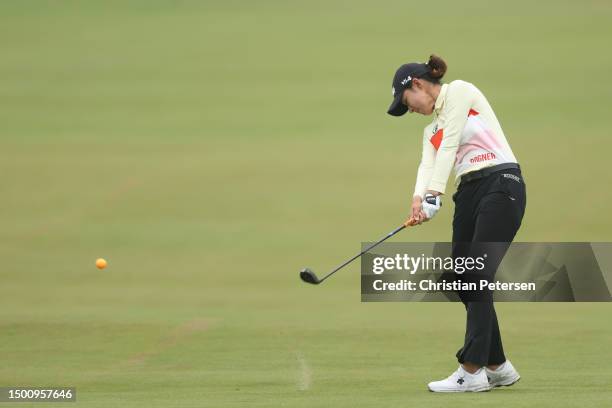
[318, 224, 406, 283]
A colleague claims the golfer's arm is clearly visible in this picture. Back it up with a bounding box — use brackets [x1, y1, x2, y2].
[413, 134, 436, 199]
[427, 84, 474, 194]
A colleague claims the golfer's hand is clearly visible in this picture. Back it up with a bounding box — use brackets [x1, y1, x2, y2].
[409, 196, 428, 225]
[422, 193, 442, 220]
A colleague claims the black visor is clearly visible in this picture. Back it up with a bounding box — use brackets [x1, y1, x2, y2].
[386, 62, 429, 117]
[387, 89, 408, 116]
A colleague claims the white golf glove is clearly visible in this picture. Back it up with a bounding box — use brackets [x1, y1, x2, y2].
[422, 193, 442, 220]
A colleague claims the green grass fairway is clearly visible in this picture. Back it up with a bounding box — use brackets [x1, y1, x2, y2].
[1, 1, 611, 407]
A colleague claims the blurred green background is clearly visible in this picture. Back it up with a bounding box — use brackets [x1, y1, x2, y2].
[1, 1, 611, 407]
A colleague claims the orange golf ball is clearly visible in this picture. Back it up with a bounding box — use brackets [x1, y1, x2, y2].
[96, 258, 107, 269]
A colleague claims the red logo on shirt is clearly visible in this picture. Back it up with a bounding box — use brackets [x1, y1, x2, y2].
[430, 129, 443, 150]
[470, 152, 496, 163]
[468, 109, 479, 117]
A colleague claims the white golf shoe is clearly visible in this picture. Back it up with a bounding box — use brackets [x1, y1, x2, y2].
[427, 365, 490, 392]
[485, 360, 521, 388]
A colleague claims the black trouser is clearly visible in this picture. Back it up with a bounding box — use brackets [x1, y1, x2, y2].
[451, 166, 526, 367]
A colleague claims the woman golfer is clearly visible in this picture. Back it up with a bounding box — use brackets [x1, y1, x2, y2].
[387, 55, 526, 392]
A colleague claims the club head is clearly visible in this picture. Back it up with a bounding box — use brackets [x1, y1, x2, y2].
[300, 268, 320, 285]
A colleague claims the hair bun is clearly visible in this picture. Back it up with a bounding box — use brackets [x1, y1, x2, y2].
[427, 54, 447, 79]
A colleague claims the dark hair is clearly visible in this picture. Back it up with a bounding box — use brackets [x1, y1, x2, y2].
[420, 54, 447, 84]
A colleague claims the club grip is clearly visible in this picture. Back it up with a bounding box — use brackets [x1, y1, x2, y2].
[403, 218, 417, 227]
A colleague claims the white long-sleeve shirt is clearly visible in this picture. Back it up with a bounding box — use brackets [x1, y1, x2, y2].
[413, 79, 518, 197]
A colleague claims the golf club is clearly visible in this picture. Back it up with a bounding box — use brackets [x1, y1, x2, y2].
[300, 219, 416, 285]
